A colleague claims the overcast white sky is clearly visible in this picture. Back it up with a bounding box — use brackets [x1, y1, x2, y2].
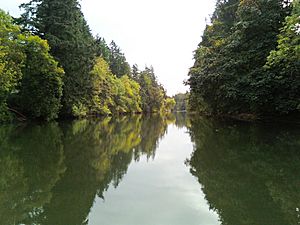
[1, 0, 216, 95]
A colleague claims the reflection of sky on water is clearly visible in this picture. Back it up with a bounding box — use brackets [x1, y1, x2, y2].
[90, 124, 220, 225]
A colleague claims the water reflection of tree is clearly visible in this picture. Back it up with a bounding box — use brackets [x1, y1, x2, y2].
[0, 114, 170, 225]
[0, 123, 65, 225]
[134, 114, 172, 160]
[173, 112, 190, 129]
[188, 116, 300, 225]
[41, 115, 171, 224]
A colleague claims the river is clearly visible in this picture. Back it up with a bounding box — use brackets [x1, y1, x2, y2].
[0, 113, 299, 224]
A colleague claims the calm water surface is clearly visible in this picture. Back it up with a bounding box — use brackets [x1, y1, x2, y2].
[0, 114, 299, 225]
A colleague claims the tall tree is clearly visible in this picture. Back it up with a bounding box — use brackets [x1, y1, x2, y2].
[263, 0, 300, 114]
[19, 0, 95, 117]
[16, 35, 64, 121]
[135, 66, 166, 112]
[109, 41, 131, 78]
[223, 0, 290, 114]
[0, 9, 25, 121]
[188, 0, 292, 116]
[0, 9, 63, 122]
[188, 0, 240, 114]
[94, 36, 111, 63]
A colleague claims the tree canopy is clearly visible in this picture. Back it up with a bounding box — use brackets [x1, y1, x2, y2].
[188, 0, 298, 117]
[0, 9, 63, 122]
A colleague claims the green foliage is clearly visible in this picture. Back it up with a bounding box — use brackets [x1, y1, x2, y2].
[188, 0, 295, 116]
[173, 93, 189, 112]
[89, 57, 141, 115]
[90, 57, 117, 115]
[263, 1, 300, 114]
[133, 66, 167, 112]
[0, 10, 63, 122]
[1, 0, 171, 121]
[19, 0, 96, 117]
[95, 36, 111, 63]
[89, 57, 170, 115]
[188, 0, 240, 114]
[95, 38, 131, 78]
[162, 97, 176, 112]
[0, 10, 25, 121]
[109, 41, 131, 78]
[16, 35, 64, 121]
[119, 75, 142, 113]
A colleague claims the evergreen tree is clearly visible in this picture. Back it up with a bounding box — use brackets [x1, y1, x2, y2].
[94, 36, 111, 63]
[132, 64, 139, 80]
[94, 39, 131, 78]
[109, 41, 131, 78]
[135, 66, 166, 112]
[19, 0, 95, 117]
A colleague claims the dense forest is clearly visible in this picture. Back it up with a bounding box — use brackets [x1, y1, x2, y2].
[188, 0, 299, 118]
[0, 0, 175, 122]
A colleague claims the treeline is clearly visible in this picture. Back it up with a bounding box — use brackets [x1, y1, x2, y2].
[188, 0, 299, 117]
[0, 0, 174, 122]
[173, 93, 189, 112]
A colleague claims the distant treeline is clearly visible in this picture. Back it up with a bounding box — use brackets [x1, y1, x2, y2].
[188, 0, 299, 117]
[0, 0, 175, 122]
[173, 93, 189, 112]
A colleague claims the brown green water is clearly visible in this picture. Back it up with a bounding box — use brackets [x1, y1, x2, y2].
[0, 114, 299, 225]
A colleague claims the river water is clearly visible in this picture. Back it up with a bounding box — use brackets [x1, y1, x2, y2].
[0, 114, 299, 224]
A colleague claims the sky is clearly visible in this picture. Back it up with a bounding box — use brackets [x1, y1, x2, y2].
[1, 0, 216, 96]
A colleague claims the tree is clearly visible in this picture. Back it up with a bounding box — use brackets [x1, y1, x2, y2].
[173, 93, 189, 112]
[89, 57, 141, 115]
[263, 1, 300, 114]
[19, 0, 96, 117]
[89, 57, 116, 115]
[0, 10, 25, 122]
[188, 0, 240, 114]
[94, 36, 111, 63]
[119, 75, 142, 113]
[16, 35, 64, 121]
[0, 9, 63, 122]
[108, 41, 131, 78]
[163, 97, 176, 112]
[135, 66, 166, 112]
[132, 64, 139, 80]
[224, 0, 290, 114]
[188, 0, 293, 116]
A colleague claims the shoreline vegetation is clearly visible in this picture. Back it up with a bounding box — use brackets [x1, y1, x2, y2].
[188, 0, 299, 120]
[0, 0, 175, 123]
[1, 0, 299, 124]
